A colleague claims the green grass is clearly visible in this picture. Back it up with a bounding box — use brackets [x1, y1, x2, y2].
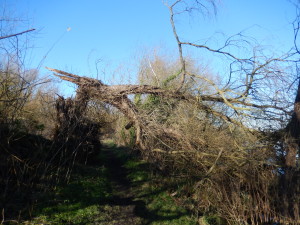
[26, 164, 112, 224]
[24, 142, 198, 225]
[123, 154, 197, 225]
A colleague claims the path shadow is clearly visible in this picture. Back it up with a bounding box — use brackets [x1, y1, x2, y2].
[98, 145, 193, 224]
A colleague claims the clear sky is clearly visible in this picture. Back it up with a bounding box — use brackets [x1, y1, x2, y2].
[2, 0, 298, 94]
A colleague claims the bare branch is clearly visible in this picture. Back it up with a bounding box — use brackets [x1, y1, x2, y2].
[0, 28, 35, 40]
[167, 2, 186, 91]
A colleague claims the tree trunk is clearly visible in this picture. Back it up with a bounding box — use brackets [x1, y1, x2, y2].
[282, 79, 300, 221]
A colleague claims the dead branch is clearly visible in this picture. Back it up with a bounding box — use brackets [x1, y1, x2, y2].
[0, 28, 35, 40]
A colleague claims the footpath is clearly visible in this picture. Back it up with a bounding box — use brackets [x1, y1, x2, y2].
[26, 143, 196, 225]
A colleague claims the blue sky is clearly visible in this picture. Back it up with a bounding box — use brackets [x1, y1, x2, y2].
[2, 0, 298, 94]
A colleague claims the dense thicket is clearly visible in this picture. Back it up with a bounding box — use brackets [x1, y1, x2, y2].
[0, 25, 103, 222]
[0, 67, 103, 222]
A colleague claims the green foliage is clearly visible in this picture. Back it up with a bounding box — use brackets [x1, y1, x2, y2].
[134, 70, 181, 112]
[162, 69, 182, 88]
[128, 127, 136, 147]
[119, 124, 136, 148]
[201, 215, 227, 225]
[134, 93, 142, 106]
[143, 94, 161, 109]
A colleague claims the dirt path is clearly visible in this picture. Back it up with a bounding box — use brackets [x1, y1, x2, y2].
[97, 146, 144, 225]
[94, 145, 197, 225]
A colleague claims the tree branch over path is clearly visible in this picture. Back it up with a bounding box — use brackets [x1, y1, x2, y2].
[46, 65, 290, 146]
[46, 67, 288, 113]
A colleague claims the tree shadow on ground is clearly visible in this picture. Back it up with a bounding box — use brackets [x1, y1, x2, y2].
[31, 144, 196, 225]
[99, 145, 193, 225]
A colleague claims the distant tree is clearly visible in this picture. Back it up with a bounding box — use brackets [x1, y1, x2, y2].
[0, 6, 37, 123]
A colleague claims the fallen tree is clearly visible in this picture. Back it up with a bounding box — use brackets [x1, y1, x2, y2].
[45, 0, 300, 223]
[47, 62, 296, 223]
[46, 65, 288, 152]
